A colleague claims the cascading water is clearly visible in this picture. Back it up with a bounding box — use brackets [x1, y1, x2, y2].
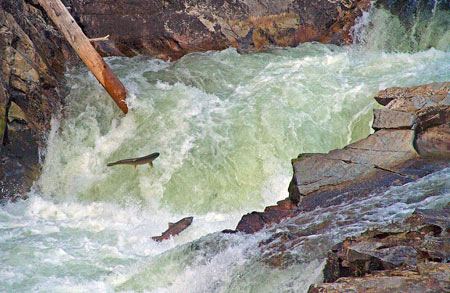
[1, 2, 449, 292]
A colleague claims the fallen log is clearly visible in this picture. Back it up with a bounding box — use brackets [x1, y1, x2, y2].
[37, 0, 128, 114]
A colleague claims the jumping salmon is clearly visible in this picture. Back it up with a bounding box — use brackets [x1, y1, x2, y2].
[152, 216, 193, 242]
[107, 152, 160, 168]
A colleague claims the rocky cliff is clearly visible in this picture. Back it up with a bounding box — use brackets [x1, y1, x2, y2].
[0, 0, 75, 200]
[66, 0, 371, 60]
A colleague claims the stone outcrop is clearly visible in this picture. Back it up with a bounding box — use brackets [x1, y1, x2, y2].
[234, 82, 450, 234]
[232, 198, 297, 234]
[289, 82, 450, 207]
[309, 206, 450, 292]
[0, 0, 75, 201]
[231, 81, 449, 291]
[66, 0, 371, 60]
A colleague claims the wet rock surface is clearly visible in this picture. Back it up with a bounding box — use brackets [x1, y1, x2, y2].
[233, 199, 297, 234]
[66, 0, 371, 60]
[309, 207, 450, 292]
[234, 82, 450, 234]
[0, 0, 75, 201]
[289, 83, 450, 205]
[232, 82, 449, 290]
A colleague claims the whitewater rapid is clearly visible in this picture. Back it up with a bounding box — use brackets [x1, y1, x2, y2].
[1, 4, 450, 292]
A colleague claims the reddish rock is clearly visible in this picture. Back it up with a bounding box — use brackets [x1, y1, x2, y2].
[414, 105, 450, 159]
[234, 198, 297, 234]
[373, 82, 450, 107]
[67, 0, 371, 60]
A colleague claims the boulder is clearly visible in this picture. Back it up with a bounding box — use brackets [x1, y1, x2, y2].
[66, 0, 372, 60]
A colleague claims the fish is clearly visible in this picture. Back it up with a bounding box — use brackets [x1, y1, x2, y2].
[107, 152, 160, 168]
[152, 216, 193, 242]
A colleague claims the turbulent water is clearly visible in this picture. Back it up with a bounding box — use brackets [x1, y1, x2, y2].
[1, 3, 450, 292]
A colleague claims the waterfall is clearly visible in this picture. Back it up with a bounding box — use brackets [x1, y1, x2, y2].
[1, 2, 449, 292]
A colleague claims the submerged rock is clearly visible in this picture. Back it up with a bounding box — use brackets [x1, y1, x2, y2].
[66, 0, 371, 60]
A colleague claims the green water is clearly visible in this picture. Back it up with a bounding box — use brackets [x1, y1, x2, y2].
[1, 4, 449, 292]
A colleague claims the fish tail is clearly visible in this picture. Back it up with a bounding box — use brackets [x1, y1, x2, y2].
[107, 163, 116, 167]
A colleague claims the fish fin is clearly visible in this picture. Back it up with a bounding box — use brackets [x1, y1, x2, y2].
[168, 222, 174, 228]
[149, 162, 153, 167]
[134, 164, 136, 169]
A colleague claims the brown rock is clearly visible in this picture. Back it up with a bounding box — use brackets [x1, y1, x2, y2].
[67, 0, 371, 60]
[309, 266, 450, 293]
[289, 129, 419, 202]
[372, 108, 413, 130]
[0, 0, 76, 201]
[414, 105, 450, 159]
[373, 82, 450, 107]
[234, 198, 297, 234]
[319, 207, 450, 284]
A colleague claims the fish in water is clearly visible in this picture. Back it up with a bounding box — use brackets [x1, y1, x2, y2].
[152, 216, 193, 242]
[107, 152, 160, 168]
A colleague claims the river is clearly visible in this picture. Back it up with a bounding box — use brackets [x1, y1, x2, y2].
[1, 3, 449, 292]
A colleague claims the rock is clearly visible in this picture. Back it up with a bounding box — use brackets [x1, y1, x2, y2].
[0, 0, 76, 201]
[67, 0, 371, 60]
[232, 82, 449, 270]
[290, 129, 418, 202]
[309, 265, 450, 293]
[309, 207, 450, 292]
[414, 105, 450, 159]
[289, 82, 450, 205]
[234, 198, 297, 234]
[0, 82, 7, 148]
[373, 82, 450, 107]
[7, 102, 27, 123]
[372, 108, 413, 130]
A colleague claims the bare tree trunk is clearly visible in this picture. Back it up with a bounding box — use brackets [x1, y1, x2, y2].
[37, 0, 128, 114]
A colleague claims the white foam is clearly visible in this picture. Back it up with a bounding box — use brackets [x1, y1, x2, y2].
[1, 36, 450, 292]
